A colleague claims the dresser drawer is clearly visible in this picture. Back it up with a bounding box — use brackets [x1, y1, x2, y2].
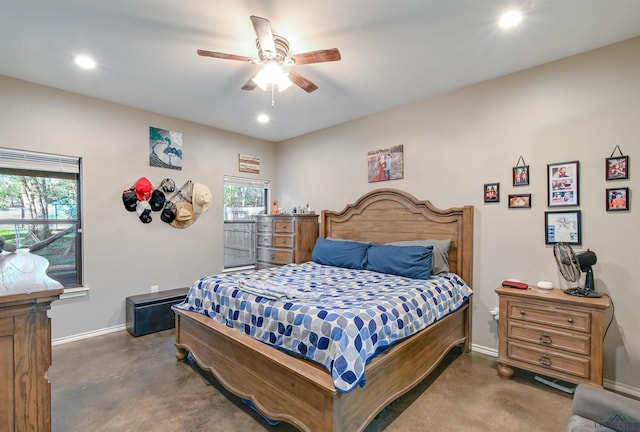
[507, 300, 590, 332]
[507, 340, 590, 379]
[256, 221, 273, 233]
[274, 220, 294, 233]
[508, 321, 590, 356]
[257, 247, 293, 265]
[257, 233, 272, 247]
[273, 234, 293, 248]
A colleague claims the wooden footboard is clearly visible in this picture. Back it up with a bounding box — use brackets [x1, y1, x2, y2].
[174, 303, 468, 432]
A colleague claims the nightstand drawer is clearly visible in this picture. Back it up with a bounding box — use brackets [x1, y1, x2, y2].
[508, 321, 590, 355]
[507, 340, 590, 379]
[507, 301, 590, 332]
[257, 247, 293, 265]
[274, 220, 294, 233]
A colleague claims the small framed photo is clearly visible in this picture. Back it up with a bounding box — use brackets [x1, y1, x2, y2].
[548, 161, 579, 207]
[509, 193, 531, 208]
[512, 166, 529, 186]
[484, 183, 499, 203]
[606, 156, 628, 180]
[606, 187, 629, 211]
[545, 210, 581, 245]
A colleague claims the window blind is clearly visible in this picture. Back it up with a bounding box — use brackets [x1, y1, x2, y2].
[0, 148, 80, 174]
[223, 175, 270, 187]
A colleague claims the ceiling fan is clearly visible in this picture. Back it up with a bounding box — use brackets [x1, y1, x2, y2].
[197, 16, 341, 93]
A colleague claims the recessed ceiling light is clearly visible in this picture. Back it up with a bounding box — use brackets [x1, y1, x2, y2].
[74, 55, 96, 69]
[257, 114, 269, 124]
[498, 10, 523, 29]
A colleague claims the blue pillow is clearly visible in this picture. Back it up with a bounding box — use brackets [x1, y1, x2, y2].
[311, 237, 369, 269]
[386, 239, 451, 274]
[365, 244, 433, 279]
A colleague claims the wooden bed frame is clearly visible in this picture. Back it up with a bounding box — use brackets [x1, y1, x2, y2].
[173, 188, 474, 431]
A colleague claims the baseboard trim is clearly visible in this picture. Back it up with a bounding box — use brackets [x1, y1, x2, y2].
[603, 379, 640, 399]
[471, 344, 498, 357]
[470, 343, 640, 397]
[52, 324, 126, 346]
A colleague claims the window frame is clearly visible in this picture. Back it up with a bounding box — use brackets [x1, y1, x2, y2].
[0, 148, 83, 288]
[222, 175, 270, 270]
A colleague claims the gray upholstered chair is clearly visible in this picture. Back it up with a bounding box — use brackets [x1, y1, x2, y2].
[567, 384, 640, 432]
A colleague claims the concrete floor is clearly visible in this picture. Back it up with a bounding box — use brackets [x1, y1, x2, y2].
[50, 329, 573, 432]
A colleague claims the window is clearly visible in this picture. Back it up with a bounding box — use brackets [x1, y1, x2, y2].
[0, 148, 82, 287]
[223, 176, 269, 270]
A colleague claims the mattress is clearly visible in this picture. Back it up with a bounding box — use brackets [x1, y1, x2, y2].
[175, 262, 472, 392]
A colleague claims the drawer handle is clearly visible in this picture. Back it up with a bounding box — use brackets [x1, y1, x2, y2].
[539, 354, 552, 367]
[520, 309, 526, 315]
[567, 318, 574, 324]
[282, 225, 288, 229]
[270, 254, 275, 260]
[539, 332, 552, 345]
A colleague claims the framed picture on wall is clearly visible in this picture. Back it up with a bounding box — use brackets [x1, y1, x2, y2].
[606, 156, 628, 180]
[545, 210, 581, 245]
[512, 165, 529, 186]
[367, 145, 404, 183]
[606, 187, 629, 211]
[484, 183, 499, 203]
[508, 193, 531, 208]
[548, 161, 579, 207]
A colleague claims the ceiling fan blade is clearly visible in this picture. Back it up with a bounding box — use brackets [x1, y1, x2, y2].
[197, 50, 253, 62]
[250, 16, 276, 58]
[288, 71, 318, 93]
[291, 48, 341, 65]
[241, 75, 258, 91]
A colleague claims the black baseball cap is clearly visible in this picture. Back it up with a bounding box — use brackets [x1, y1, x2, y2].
[122, 188, 137, 212]
[149, 189, 166, 212]
[160, 202, 177, 223]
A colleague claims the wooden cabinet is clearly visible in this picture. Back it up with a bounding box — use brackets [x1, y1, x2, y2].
[0, 289, 62, 432]
[255, 214, 319, 269]
[495, 286, 610, 387]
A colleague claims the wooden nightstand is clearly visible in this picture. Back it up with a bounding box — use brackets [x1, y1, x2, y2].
[255, 214, 319, 269]
[495, 286, 610, 387]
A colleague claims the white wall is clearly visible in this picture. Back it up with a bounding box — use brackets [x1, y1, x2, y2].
[0, 75, 278, 339]
[276, 37, 640, 390]
[1, 36, 638, 391]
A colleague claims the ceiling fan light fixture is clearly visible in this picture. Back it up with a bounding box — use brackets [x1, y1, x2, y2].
[252, 62, 292, 92]
[499, 10, 523, 29]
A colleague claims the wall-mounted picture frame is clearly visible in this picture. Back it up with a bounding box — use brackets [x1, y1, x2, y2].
[606, 187, 629, 211]
[512, 166, 529, 186]
[545, 210, 581, 245]
[548, 160, 579, 207]
[508, 193, 531, 208]
[367, 145, 404, 183]
[606, 156, 628, 180]
[149, 126, 182, 170]
[484, 183, 499, 203]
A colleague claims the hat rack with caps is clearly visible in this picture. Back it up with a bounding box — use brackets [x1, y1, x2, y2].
[121, 177, 211, 227]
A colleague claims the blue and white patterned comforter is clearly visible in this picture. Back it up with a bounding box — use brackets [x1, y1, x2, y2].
[175, 262, 472, 393]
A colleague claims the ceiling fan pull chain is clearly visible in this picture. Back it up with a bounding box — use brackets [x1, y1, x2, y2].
[271, 85, 275, 108]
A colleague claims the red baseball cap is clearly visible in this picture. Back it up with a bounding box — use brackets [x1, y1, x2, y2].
[134, 177, 153, 201]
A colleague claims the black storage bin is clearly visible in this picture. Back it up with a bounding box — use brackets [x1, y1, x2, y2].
[126, 287, 189, 337]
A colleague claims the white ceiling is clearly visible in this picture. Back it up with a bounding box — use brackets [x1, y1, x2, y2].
[2, 1, 640, 142]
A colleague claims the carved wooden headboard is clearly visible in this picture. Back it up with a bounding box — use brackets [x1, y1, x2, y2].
[321, 188, 474, 285]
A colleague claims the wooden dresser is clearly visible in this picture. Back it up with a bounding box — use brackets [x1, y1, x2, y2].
[496, 286, 610, 387]
[255, 214, 319, 269]
[1, 289, 62, 432]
